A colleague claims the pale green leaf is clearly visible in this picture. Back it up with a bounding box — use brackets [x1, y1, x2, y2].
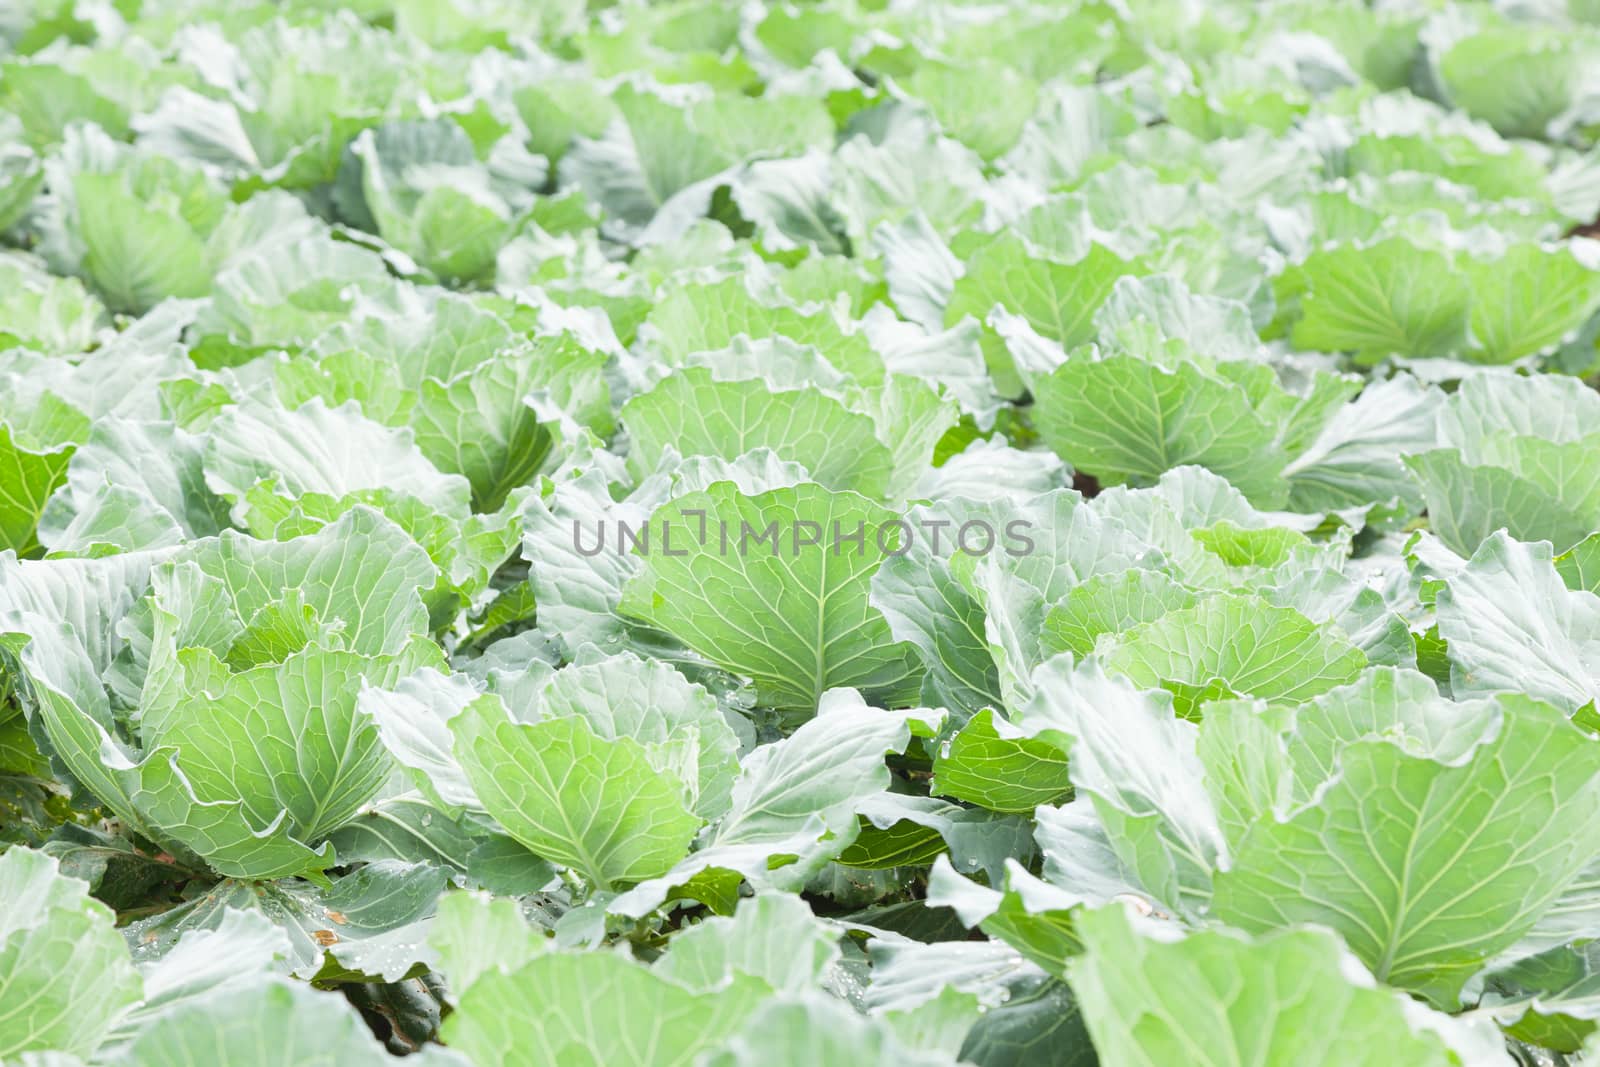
[451, 698, 700, 889]
[619, 482, 921, 714]
[1213, 693, 1600, 1007]
[444, 950, 761, 1067]
[0, 848, 141, 1059]
[1068, 905, 1493, 1067]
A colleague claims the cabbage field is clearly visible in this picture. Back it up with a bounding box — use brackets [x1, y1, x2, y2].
[5, 0, 1600, 1064]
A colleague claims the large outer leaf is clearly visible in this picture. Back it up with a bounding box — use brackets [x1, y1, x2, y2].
[1020, 660, 1225, 919]
[361, 669, 497, 813]
[1437, 29, 1595, 140]
[904, 59, 1037, 161]
[946, 237, 1141, 351]
[0, 848, 141, 1058]
[1213, 695, 1600, 1007]
[1282, 374, 1440, 514]
[120, 977, 408, 1067]
[72, 171, 210, 314]
[958, 976, 1096, 1067]
[204, 398, 470, 519]
[120, 861, 446, 979]
[619, 481, 921, 713]
[1405, 373, 1600, 553]
[105, 909, 291, 1051]
[1092, 276, 1264, 364]
[146, 647, 406, 860]
[1292, 238, 1470, 360]
[1464, 244, 1600, 364]
[1067, 905, 1499, 1067]
[443, 951, 761, 1067]
[1405, 448, 1600, 556]
[519, 467, 651, 649]
[621, 369, 895, 496]
[130, 749, 337, 882]
[708, 995, 963, 1067]
[427, 892, 547, 1005]
[1434, 533, 1600, 713]
[539, 651, 741, 821]
[1032, 355, 1290, 506]
[641, 277, 883, 383]
[451, 698, 700, 889]
[38, 416, 228, 556]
